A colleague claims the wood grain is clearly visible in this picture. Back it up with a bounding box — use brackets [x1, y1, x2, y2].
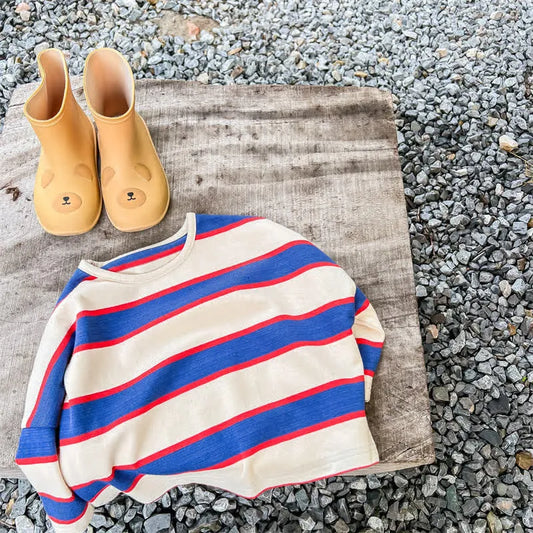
[0, 77, 434, 478]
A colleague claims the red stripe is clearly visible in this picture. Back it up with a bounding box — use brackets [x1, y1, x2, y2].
[49, 502, 89, 525]
[355, 338, 384, 348]
[203, 410, 366, 472]
[94, 457, 380, 504]
[110, 218, 262, 273]
[92, 414, 373, 502]
[15, 454, 58, 465]
[53, 217, 262, 309]
[76, 239, 312, 320]
[73, 258, 337, 354]
[224, 458, 379, 500]
[73, 374, 364, 490]
[40, 492, 76, 503]
[355, 298, 369, 315]
[110, 242, 185, 272]
[62, 330, 355, 448]
[364, 369, 375, 377]
[64, 297, 353, 409]
[121, 412, 366, 495]
[25, 323, 76, 428]
[196, 217, 263, 241]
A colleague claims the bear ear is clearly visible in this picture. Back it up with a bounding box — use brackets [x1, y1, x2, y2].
[41, 169, 54, 188]
[74, 163, 93, 181]
[101, 167, 116, 187]
[134, 163, 152, 181]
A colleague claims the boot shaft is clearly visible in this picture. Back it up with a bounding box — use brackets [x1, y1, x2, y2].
[24, 48, 94, 166]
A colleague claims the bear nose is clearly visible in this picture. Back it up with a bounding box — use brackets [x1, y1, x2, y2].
[127, 192, 134, 198]
[63, 196, 70, 203]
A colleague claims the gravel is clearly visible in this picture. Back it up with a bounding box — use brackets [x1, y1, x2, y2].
[1, 0, 532, 531]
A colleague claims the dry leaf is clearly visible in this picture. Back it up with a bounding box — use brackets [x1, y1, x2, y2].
[5, 497, 14, 516]
[427, 324, 439, 339]
[516, 450, 533, 470]
[228, 47, 242, 56]
[508, 324, 517, 335]
[231, 65, 244, 79]
[186, 21, 200, 39]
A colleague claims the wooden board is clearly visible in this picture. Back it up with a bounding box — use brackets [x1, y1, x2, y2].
[0, 77, 434, 478]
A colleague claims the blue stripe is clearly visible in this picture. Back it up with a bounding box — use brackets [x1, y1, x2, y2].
[60, 301, 355, 441]
[195, 214, 257, 233]
[74, 379, 365, 501]
[354, 286, 368, 313]
[102, 215, 255, 270]
[101, 233, 187, 271]
[357, 343, 382, 373]
[29, 333, 75, 428]
[41, 495, 89, 524]
[16, 427, 57, 459]
[55, 215, 257, 305]
[56, 269, 91, 306]
[74, 242, 334, 348]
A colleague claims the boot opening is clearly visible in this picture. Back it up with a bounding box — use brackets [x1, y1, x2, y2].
[85, 49, 134, 118]
[26, 49, 67, 121]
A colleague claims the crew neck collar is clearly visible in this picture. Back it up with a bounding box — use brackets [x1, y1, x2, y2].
[78, 212, 196, 283]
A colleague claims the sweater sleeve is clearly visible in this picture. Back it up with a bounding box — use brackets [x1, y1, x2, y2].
[351, 286, 385, 402]
[14, 305, 94, 533]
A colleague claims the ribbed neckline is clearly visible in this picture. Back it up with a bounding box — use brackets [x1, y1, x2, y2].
[78, 212, 196, 283]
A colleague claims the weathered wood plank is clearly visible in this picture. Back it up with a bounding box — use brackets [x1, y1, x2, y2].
[0, 77, 434, 478]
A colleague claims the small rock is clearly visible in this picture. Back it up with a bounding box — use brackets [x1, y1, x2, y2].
[196, 72, 209, 84]
[194, 486, 215, 504]
[499, 280, 512, 298]
[511, 278, 527, 296]
[15, 515, 33, 533]
[515, 450, 533, 470]
[499, 135, 518, 152]
[487, 511, 503, 533]
[368, 516, 384, 532]
[433, 387, 450, 402]
[422, 475, 438, 497]
[212, 497, 229, 512]
[494, 498, 516, 516]
[487, 395, 510, 414]
[480, 429, 502, 446]
[450, 331, 466, 354]
[144, 513, 171, 533]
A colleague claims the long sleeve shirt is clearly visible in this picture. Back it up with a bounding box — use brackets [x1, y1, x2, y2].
[15, 213, 386, 532]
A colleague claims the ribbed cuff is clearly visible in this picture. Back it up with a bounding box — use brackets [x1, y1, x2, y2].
[50, 503, 94, 533]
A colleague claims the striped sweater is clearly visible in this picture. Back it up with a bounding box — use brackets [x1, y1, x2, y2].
[15, 213, 385, 532]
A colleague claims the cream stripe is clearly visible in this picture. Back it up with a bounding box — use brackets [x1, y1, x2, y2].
[16, 461, 72, 497]
[95, 417, 378, 505]
[21, 307, 75, 427]
[67, 217, 300, 312]
[60, 334, 363, 487]
[364, 375, 374, 402]
[25, 218, 309, 426]
[351, 304, 385, 342]
[64, 265, 353, 399]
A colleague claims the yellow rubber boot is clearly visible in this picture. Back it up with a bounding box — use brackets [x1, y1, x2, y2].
[24, 48, 102, 236]
[83, 48, 170, 232]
